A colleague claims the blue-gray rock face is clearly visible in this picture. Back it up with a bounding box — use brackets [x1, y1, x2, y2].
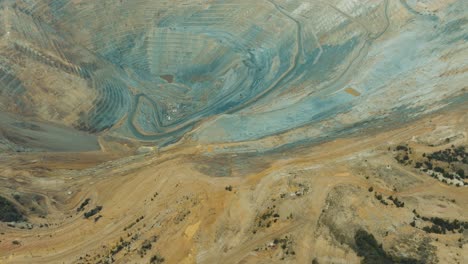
[0, 0, 466, 150]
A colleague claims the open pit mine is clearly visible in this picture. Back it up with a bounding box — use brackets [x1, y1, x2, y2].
[0, 0, 467, 263]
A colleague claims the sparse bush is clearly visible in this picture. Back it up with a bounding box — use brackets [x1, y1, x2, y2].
[396, 145, 408, 151]
[141, 240, 152, 250]
[420, 216, 468, 234]
[423, 225, 444, 234]
[84, 206, 102, 218]
[139, 239, 153, 256]
[77, 198, 91, 212]
[354, 229, 391, 263]
[13, 194, 21, 201]
[109, 237, 130, 256]
[388, 196, 404, 208]
[0, 196, 23, 222]
[354, 229, 420, 264]
[150, 254, 165, 264]
[424, 161, 433, 170]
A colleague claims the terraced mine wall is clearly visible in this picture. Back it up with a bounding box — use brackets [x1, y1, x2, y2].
[0, 0, 466, 150]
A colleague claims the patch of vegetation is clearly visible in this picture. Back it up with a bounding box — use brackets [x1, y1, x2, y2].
[412, 210, 467, 234]
[388, 196, 404, 208]
[354, 229, 421, 264]
[255, 206, 280, 229]
[124, 222, 136, 231]
[151, 192, 159, 201]
[84, 206, 102, 219]
[421, 216, 468, 234]
[225, 185, 233, 191]
[396, 145, 409, 152]
[109, 237, 131, 256]
[94, 215, 102, 222]
[123, 216, 144, 231]
[150, 254, 165, 264]
[427, 146, 467, 164]
[173, 210, 190, 224]
[0, 195, 24, 222]
[254, 235, 295, 260]
[374, 193, 388, 206]
[139, 240, 152, 256]
[422, 225, 445, 234]
[139, 236, 159, 257]
[393, 144, 467, 186]
[77, 198, 90, 212]
[394, 145, 413, 165]
[423, 161, 433, 170]
[275, 235, 295, 259]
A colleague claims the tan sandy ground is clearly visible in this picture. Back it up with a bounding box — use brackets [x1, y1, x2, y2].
[0, 106, 467, 264]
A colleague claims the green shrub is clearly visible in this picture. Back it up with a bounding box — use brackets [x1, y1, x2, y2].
[77, 198, 91, 212]
[150, 254, 165, 264]
[84, 206, 102, 218]
[0, 196, 23, 222]
[354, 229, 420, 264]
